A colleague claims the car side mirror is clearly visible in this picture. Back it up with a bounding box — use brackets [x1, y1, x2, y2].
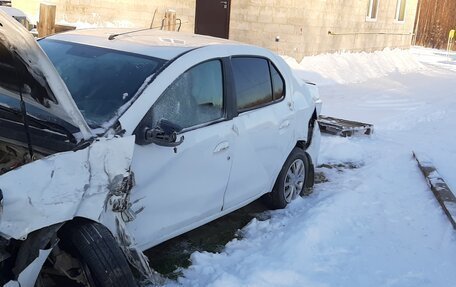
[142, 119, 184, 147]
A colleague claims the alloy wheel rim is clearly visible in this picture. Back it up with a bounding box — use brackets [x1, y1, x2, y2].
[284, 159, 305, 203]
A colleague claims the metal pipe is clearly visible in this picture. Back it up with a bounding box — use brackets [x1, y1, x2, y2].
[328, 30, 413, 36]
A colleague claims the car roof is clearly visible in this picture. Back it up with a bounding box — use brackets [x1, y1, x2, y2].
[47, 28, 248, 60]
[0, 6, 28, 18]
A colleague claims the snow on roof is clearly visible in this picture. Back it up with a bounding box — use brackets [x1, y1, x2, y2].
[48, 29, 244, 60]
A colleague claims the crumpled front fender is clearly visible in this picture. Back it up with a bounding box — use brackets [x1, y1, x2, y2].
[0, 135, 161, 286]
[0, 136, 135, 240]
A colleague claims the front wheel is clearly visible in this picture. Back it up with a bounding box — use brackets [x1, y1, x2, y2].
[43, 221, 138, 287]
[68, 222, 137, 287]
[268, 148, 310, 209]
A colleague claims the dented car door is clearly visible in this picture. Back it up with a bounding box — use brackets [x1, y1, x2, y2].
[125, 59, 233, 250]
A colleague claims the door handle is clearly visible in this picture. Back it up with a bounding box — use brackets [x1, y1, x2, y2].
[214, 141, 230, 153]
[279, 120, 290, 130]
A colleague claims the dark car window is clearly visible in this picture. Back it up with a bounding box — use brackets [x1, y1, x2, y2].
[149, 60, 224, 130]
[271, 63, 285, 101]
[0, 91, 80, 132]
[231, 57, 273, 111]
[39, 39, 166, 127]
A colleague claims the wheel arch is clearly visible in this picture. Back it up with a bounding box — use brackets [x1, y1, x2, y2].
[4, 217, 97, 276]
[294, 108, 318, 191]
[2, 216, 116, 286]
[298, 108, 318, 148]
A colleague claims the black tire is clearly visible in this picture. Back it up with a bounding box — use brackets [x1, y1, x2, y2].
[268, 147, 310, 209]
[67, 222, 137, 287]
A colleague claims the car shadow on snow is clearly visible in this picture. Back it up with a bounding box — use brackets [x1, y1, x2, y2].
[144, 162, 361, 280]
[144, 199, 270, 279]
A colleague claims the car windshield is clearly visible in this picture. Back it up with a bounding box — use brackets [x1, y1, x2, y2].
[39, 39, 166, 127]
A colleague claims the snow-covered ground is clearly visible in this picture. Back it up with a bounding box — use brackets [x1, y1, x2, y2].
[165, 47, 456, 287]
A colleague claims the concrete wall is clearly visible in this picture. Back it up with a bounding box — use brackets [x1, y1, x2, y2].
[12, 0, 418, 60]
[230, 0, 418, 59]
[12, 0, 196, 33]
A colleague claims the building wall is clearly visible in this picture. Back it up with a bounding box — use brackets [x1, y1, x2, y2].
[229, 0, 418, 59]
[12, 0, 418, 60]
[414, 0, 456, 50]
[12, 0, 196, 33]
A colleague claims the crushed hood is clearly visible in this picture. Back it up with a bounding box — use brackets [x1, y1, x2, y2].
[0, 10, 92, 139]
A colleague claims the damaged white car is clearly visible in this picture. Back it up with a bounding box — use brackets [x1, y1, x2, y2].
[0, 10, 321, 287]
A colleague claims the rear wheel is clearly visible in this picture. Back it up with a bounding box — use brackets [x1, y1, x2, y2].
[268, 148, 309, 209]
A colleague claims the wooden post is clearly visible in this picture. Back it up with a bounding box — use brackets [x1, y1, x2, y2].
[38, 3, 56, 37]
[170, 10, 176, 32]
[163, 11, 169, 31]
[164, 9, 176, 31]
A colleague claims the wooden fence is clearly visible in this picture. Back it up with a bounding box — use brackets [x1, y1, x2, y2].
[414, 0, 456, 50]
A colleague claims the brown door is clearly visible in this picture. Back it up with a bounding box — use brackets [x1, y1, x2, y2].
[195, 0, 231, 39]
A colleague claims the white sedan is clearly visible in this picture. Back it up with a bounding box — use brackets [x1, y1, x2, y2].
[0, 10, 321, 287]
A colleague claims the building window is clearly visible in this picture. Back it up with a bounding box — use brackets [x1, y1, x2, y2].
[395, 0, 406, 22]
[366, 0, 379, 20]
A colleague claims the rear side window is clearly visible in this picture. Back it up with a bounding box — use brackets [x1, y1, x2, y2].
[232, 57, 272, 111]
[231, 57, 285, 111]
[271, 63, 285, 100]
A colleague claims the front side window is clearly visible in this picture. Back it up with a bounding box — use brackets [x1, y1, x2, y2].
[150, 60, 224, 130]
[366, 0, 379, 20]
[395, 0, 406, 21]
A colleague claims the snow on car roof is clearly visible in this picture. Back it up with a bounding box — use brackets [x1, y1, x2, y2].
[48, 29, 246, 60]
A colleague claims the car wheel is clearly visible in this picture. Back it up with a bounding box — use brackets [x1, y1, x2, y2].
[67, 221, 137, 287]
[269, 147, 309, 209]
